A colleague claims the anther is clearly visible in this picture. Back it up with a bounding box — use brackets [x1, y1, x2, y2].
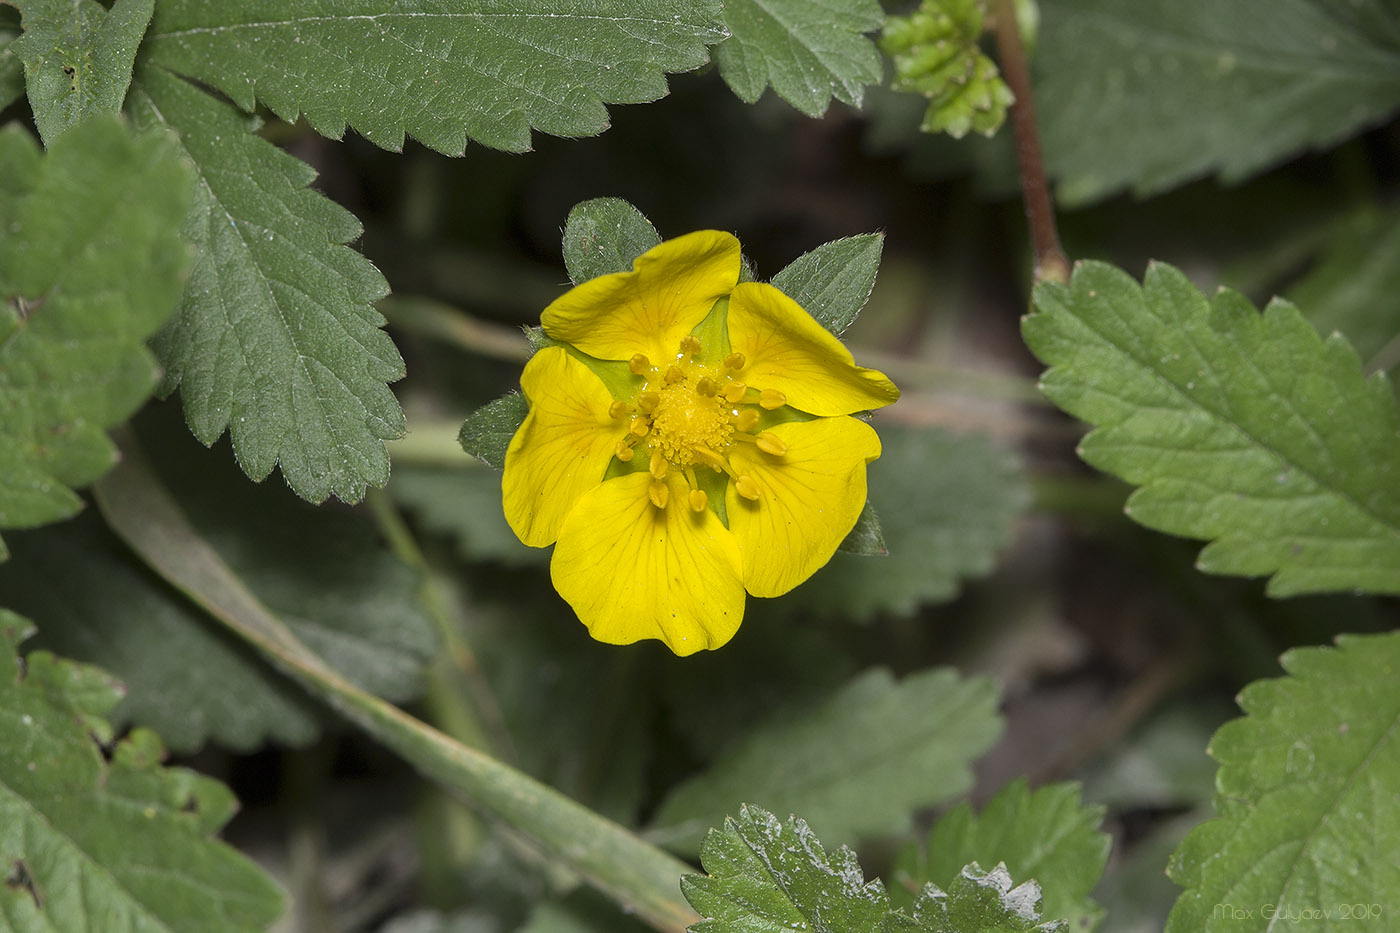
[723, 381, 748, 404]
[636, 390, 660, 414]
[629, 416, 650, 437]
[735, 474, 761, 501]
[689, 488, 708, 512]
[755, 431, 787, 456]
[758, 388, 786, 410]
[724, 352, 746, 371]
[695, 376, 718, 397]
[679, 335, 703, 357]
[664, 364, 685, 384]
[733, 409, 760, 433]
[648, 481, 669, 509]
[608, 400, 629, 419]
[614, 440, 635, 462]
[649, 449, 669, 480]
[629, 354, 651, 375]
[692, 447, 727, 471]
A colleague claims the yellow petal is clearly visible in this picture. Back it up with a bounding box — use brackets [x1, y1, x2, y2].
[726, 417, 881, 598]
[727, 282, 900, 416]
[541, 231, 741, 364]
[552, 472, 745, 656]
[502, 347, 628, 547]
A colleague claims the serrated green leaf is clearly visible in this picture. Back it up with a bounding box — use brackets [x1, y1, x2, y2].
[770, 232, 883, 336]
[1166, 631, 1400, 931]
[126, 65, 406, 504]
[143, 1, 726, 154]
[682, 806, 895, 932]
[837, 499, 886, 555]
[893, 780, 1110, 930]
[898, 864, 1067, 932]
[1289, 205, 1400, 365]
[0, 610, 285, 930]
[1025, 260, 1400, 596]
[390, 466, 544, 567]
[648, 666, 1002, 853]
[1038, 0, 1400, 204]
[13, 0, 151, 142]
[714, 0, 884, 117]
[0, 410, 437, 753]
[775, 425, 1029, 619]
[0, 117, 190, 556]
[459, 392, 530, 470]
[562, 197, 661, 285]
[881, 0, 1014, 139]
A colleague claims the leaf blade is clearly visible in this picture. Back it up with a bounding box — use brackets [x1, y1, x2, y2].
[770, 232, 884, 336]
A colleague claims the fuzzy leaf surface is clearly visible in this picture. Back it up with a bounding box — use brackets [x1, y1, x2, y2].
[562, 197, 661, 285]
[893, 779, 1110, 929]
[714, 0, 884, 117]
[459, 391, 530, 470]
[770, 232, 883, 336]
[775, 426, 1028, 619]
[0, 118, 190, 558]
[127, 66, 405, 503]
[1038, 0, 1400, 204]
[1166, 631, 1400, 931]
[897, 865, 1066, 932]
[649, 666, 1002, 853]
[14, 0, 151, 142]
[1025, 260, 1400, 596]
[0, 611, 285, 929]
[143, 0, 726, 154]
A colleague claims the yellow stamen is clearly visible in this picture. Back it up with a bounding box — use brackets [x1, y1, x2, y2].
[755, 431, 787, 456]
[614, 440, 634, 462]
[735, 474, 761, 500]
[695, 377, 718, 398]
[608, 400, 629, 419]
[733, 409, 760, 433]
[649, 449, 669, 480]
[648, 480, 669, 509]
[629, 354, 651, 375]
[723, 381, 748, 404]
[759, 388, 786, 410]
[629, 416, 650, 437]
[724, 352, 746, 371]
[636, 390, 660, 414]
[679, 335, 703, 357]
[692, 446, 727, 471]
[664, 364, 685, 384]
[689, 488, 708, 512]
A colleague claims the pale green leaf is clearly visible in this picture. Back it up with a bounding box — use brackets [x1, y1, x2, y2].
[715, 0, 884, 117]
[143, 1, 726, 154]
[881, 0, 1014, 139]
[775, 425, 1029, 619]
[0, 610, 285, 930]
[1166, 631, 1400, 931]
[13, 0, 151, 142]
[459, 392, 529, 470]
[896, 865, 1067, 933]
[770, 232, 883, 336]
[681, 806, 894, 932]
[0, 117, 190, 556]
[892, 780, 1110, 930]
[562, 197, 660, 285]
[837, 499, 886, 555]
[648, 666, 1002, 853]
[127, 65, 406, 504]
[1038, 0, 1400, 204]
[1288, 204, 1400, 365]
[0, 412, 437, 753]
[390, 466, 543, 567]
[1025, 260, 1400, 596]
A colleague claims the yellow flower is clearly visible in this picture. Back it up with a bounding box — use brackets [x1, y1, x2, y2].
[502, 231, 899, 655]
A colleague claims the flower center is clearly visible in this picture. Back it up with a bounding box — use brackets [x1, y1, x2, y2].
[610, 336, 790, 512]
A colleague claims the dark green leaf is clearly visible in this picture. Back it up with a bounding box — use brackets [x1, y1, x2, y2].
[0, 12, 23, 110]
[14, 0, 151, 142]
[837, 500, 886, 555]
[390, 466, 544, 567]
[777, 426, 1029, 619]
[562, 197, 660, 285]
[0, 117, 190, 556]
[460, 392, 530, 469]
[144, 1, 726, 154]
[897, 865, 1067, 932]
[770, 232, 884, 336]
[1038, 0, 1400, 204]
[1167, 631, 1400, 931]
[715, 0, 884, 117]
[649, 666, 1002, 853]
[1025, 260, 1400, 596]
[893, 780, 1110, 930]
[1288, 204, 1400, 365]
[0, 611, 285, 929]
[127, 66, 406, 504]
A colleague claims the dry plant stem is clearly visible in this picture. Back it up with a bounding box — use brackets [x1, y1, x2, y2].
[993, 0, 1070, 285]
